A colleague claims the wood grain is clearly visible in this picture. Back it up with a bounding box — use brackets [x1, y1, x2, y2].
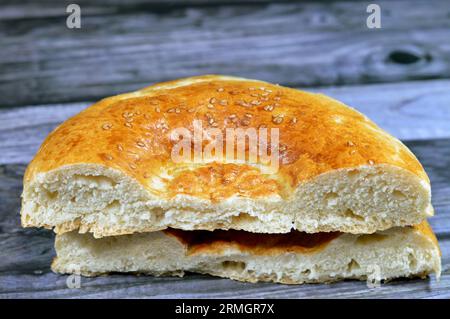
[0, 0, 279, 20]
[0, 139, 449, 298]
[1, 0, 450, 106]
[1, 79, 450, 165]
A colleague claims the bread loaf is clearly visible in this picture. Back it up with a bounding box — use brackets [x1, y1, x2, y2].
[21, 75, 432, 237]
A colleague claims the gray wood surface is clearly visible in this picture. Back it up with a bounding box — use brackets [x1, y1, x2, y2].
[1, 79, 450, 165]
[1, 0, 450, 107]
[1, 138, 449, 299]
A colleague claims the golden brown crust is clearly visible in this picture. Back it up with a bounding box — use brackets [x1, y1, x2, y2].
[413, 221, 441, 254]
[167, 163, 282, 202]
[24, 75, 429, 202]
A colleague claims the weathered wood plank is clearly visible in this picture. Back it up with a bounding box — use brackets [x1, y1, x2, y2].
[1, 79, 450, 164]
[0, 0, 279, 20]
[0, 138, 448, 298]
[1, 0, 450, 106]
[0, 0, 280, 20]
[2, 0, 448, 20]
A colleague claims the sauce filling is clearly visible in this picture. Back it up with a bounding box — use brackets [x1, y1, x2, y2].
[164, 228, 341, 255]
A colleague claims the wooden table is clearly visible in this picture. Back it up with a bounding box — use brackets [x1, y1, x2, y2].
[0, 0, 449, 298]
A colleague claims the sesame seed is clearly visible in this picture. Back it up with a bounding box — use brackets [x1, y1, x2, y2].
[264, 105, 274, 111]
[272, 115, 284, 124]
[102, 123, 112, 130]
[208, 118, 215, 125]
[249, 87, 256, 91]
[175, 108, 181, 114]
[188, 108, 196, 113]
[217, 87, 224, 92]
[229, 90, 240, 95]
[127, 152, 140, 160]
[368, 159, 375, 165]
[236, 100, 250, 107]
[136, 141, 145, 148]
[274, 96, 281, 101]
[347, 141, 355, 147]
[117, 144, 124, 151]
[290, 117, 298, 124]
[209, 97, 217, 104]
[228, 114, 237, 119]
[207, 104, 214, 109]
[129, 163, 137, 170]
[124, 122, 133, 128]
[244, 113, 253, 118]
[219, 99, 228, 106]
[143, 173, 150, 178]
[104, 154, 113, 161]
[167, 108, 175, 113]
[251, 100, 261, 106]
[155, 107, 161, 113]
[125, 117, 133, 123]
[261, 92, 270, 97]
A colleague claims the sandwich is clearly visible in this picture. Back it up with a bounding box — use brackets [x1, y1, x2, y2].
[21, 75, 441, 284]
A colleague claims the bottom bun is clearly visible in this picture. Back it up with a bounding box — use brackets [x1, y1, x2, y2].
[52, 221, 441, 284]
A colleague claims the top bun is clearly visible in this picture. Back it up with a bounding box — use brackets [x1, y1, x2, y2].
[21, 75, 432, 237]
